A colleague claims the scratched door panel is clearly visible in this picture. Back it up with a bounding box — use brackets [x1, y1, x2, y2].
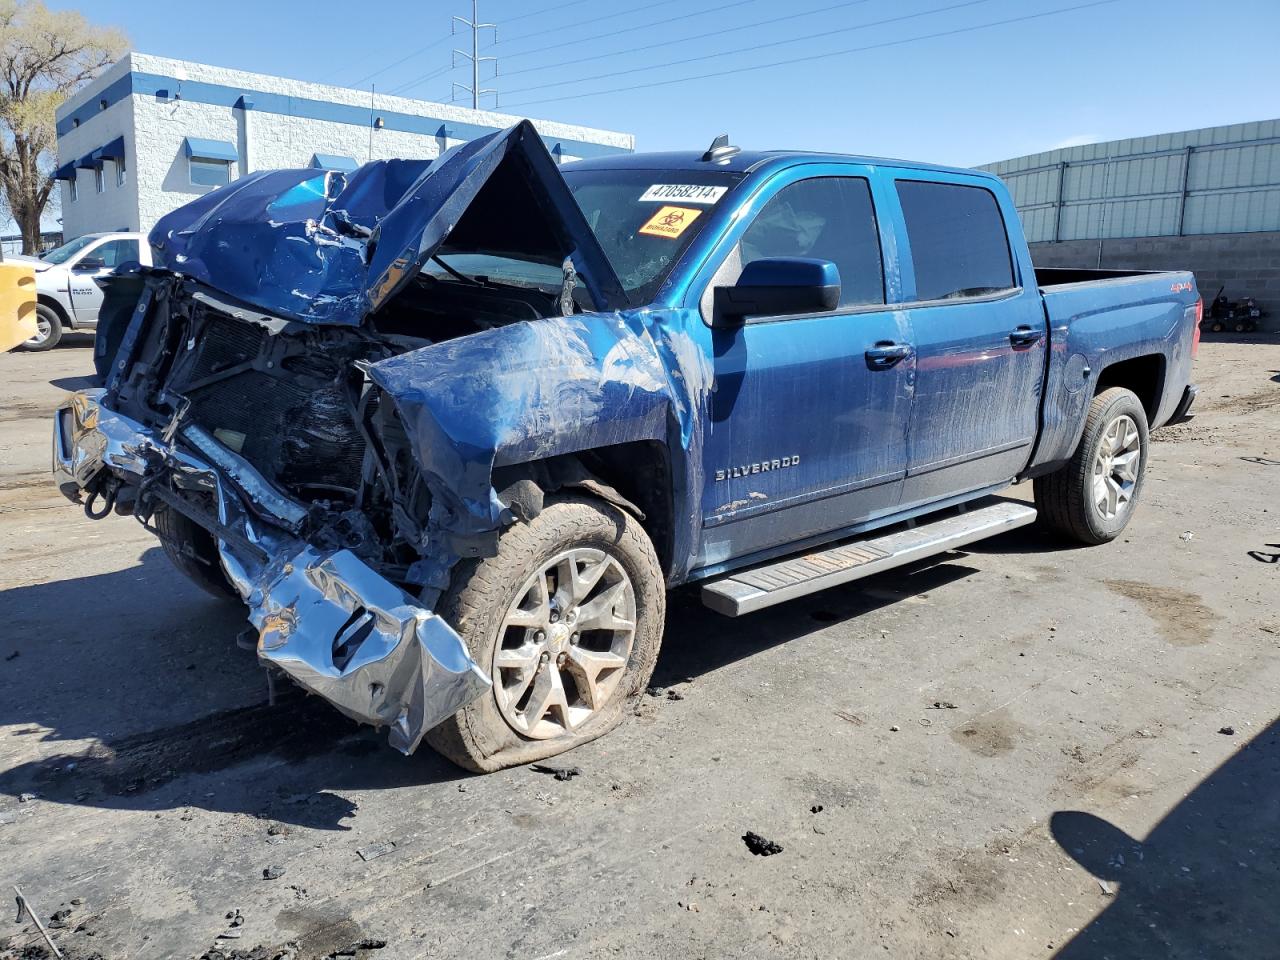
[699, 306, 912, 564]
[891, 177, 1046, 506]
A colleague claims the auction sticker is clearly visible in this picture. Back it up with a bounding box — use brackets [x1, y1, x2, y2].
[638, 205, 703, 239]
[639, 184, 727, 204]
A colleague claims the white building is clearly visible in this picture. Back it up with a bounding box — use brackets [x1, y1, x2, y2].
[54, 52, 634, 239]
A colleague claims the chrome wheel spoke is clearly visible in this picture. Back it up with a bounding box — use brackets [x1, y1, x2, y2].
[576, 580, 633, 632]
[564, 646, 628, 709]
[1112, 450, 1140, 482]
[522, 663, 571, 731]
[505, 574, 550, 628]
[558, 553, 610, 608]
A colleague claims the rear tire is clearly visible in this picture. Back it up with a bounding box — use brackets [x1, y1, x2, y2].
[1034, 387, 1149, 545]
[153, 505, 238, 599]
[22, 304, 63, 352]
[425, 495, 665, 773]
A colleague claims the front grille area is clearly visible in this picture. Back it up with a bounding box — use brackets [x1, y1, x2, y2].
[176, 312, 367, 497]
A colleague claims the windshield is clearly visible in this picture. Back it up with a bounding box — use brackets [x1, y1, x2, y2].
[41, 234, 100, 265]
[562, 168, 745, 303]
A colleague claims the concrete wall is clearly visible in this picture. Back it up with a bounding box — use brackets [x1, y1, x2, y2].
[55, 52, 635, 237]
[1029, 232, 1280, 330]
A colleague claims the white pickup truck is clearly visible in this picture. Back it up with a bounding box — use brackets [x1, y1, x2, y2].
[12, 231, 150, 351]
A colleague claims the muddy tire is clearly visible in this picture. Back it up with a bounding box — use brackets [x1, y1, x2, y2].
[1034, 387, 1149, 545]
[22, 304, 63, 352]
[153, 505, 238, 599]
[425, 495, 665, 773]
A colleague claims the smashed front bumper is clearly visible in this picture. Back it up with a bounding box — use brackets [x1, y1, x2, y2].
[52, 389, 490, 754]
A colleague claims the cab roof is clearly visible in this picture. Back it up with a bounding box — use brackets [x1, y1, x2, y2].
[567, 149, 992, 181]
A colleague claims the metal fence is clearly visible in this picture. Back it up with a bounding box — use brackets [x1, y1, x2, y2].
[979, 120, 1280, 243]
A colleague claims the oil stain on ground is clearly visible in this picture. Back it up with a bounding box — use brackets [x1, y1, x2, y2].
[1104, 580, 1214, 646]
[951, 709, 1022, 757]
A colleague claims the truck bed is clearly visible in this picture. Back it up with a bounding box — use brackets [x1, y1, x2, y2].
[1035, 266, 1175, 287]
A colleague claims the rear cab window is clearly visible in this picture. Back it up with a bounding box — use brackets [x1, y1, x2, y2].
[895, 179, 1016, 302]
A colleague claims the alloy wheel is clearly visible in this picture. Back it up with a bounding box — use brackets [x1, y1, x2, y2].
[1092, 413, 1141, 520]
[492, 547, 637, 739]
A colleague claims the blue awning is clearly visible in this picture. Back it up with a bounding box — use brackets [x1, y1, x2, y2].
[183, 137, 238, 162]
[76, 153, 100, 170]
[310, 153, 358, 172]
[94, 136, 126, 162]
[54, 162, 77, 181]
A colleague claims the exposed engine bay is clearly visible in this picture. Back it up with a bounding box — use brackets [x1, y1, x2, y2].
[107, 270, 573, 592]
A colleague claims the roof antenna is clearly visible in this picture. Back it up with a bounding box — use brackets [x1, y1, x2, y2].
[701, 133, 740, 163]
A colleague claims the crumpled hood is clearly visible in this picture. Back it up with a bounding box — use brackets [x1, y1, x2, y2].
[148, 120, 627, 325]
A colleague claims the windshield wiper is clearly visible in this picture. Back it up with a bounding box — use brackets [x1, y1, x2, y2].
[431, 255, 483, 286]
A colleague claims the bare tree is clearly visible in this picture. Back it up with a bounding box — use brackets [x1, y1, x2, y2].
[0, 1, 125, 252]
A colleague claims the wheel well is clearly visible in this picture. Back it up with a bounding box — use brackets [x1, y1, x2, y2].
[498, 442, 676, 578]
[37, 294, 70, 326]
[1095, 355, 1165, 423]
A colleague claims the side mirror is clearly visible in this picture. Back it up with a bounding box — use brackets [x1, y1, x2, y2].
[74, 257, 107, 272]
[712, 257, 840, 327]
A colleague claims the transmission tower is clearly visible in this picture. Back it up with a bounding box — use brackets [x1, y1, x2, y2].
[452, 0, 497, 109]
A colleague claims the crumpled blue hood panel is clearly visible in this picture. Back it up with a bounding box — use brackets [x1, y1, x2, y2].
[149, 121, 626, 326]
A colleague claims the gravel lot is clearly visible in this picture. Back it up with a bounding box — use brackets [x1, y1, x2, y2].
[1, 334, 1277, 960]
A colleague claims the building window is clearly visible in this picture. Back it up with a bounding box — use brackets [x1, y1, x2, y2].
[115, 156, 127, 187]
[68, 177, 78, 202]
[189, 157, 231, 187]
[94, 166, 105, 193]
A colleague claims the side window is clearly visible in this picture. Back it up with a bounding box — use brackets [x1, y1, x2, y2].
[740, 176, 884, 308]
[93, 239, 139, 268]
[895, 180, 1015, 301]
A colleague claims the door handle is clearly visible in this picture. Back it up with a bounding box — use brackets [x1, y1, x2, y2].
[1009, 325, 1044, 347]
[864, 341, 911, 370]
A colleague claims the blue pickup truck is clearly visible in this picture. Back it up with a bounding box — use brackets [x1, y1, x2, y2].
[53, 122, 1200, 771]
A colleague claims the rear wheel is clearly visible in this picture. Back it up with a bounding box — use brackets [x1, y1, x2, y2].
[153, 505, 237, 598]
[22, 304, 63, 352]
[425, 495, 665, 773]
[1034, 387, 1149, 545]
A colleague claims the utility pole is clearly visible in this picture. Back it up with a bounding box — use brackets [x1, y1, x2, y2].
[452, 0, 496, 109]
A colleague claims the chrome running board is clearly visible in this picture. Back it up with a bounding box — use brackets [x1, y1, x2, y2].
[700, 499, 1037, 616]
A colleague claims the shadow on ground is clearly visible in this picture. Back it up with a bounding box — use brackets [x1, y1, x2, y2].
[0, 526, 992, 829]
[1051, 718, 1280, 959]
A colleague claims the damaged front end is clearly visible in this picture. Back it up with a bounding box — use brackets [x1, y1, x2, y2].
[53, 388, 490, 753]
[51, 120, 638, 753]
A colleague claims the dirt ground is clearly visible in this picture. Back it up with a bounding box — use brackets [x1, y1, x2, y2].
[1, 333, 1277, 960]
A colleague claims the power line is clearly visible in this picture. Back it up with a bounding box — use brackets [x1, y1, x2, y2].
[498, 0, 878, 81]
[504, 0, 1119, 109]
[326, 34, 452, 89]
[387, 64, 454, 99]
[505, 0, 998, 96]
[503, 0, 596, 24]
[499, 0, 762, 64]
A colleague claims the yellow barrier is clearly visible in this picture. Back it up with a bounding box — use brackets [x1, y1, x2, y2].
[0, 260, 37, 352]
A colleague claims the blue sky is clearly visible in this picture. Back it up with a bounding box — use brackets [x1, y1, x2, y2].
[46, 0, 1280, 166]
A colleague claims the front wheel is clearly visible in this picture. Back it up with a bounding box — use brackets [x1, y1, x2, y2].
[425, 495, 665, 773]
[22, 304, 63, 352]
[1034, 387, 1149, 545]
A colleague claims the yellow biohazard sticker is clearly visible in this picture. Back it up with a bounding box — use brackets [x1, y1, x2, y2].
[638, 205, 702, 239]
